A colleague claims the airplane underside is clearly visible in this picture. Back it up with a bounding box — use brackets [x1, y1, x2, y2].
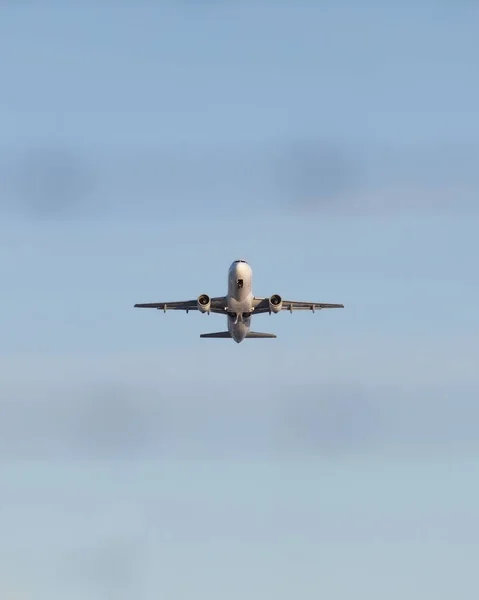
[226, 310, 252, 323]
[134, 259, 344, 344]
[200, 330, 277, 339]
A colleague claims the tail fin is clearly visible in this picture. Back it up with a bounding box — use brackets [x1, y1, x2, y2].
[246, 331, 277, 338]
[200, 331, 231, 338]
[200, 331, 276, 339]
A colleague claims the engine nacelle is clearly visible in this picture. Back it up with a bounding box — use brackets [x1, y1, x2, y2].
[269, 294, 283, 313]
[197, 294, 211, 313]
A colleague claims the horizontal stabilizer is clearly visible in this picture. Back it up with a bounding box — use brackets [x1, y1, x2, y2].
[200, 331, 231, 338]
[246, 331, 277, 338]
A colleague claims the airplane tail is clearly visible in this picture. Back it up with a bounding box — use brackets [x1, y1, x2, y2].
[200, 331, 276, 339]
[246, 331, 277, 338]
[200, 331, 231, 338]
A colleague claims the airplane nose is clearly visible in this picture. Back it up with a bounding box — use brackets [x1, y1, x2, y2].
[230, 260, 250, 277]
[235, 261, 251, 276]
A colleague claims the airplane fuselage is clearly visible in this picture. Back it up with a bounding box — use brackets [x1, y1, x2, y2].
[134, 258, 344, 343]
[227, 260, 254, 343]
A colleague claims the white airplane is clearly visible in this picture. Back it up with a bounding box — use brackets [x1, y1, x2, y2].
[134, 259, 344, 343]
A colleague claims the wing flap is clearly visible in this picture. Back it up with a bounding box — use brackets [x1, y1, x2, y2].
[252, 297, 344, 314]
[134, 301, 197, 310]
[282, 301, 344, 310]
[134, 297, 227, 313]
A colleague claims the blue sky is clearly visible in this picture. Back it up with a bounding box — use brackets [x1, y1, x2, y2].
[0, 1, 478, 598]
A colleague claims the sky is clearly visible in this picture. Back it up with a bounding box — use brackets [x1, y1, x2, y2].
[0, 1, 479, 598]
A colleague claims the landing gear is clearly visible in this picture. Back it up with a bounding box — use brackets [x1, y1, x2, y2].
[237, 279, 243, 289]
[227, 311, 251, 324]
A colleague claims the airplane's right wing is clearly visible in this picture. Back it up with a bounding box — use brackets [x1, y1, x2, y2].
[280, 299, 344, 311]
[252, 297, 344, 314]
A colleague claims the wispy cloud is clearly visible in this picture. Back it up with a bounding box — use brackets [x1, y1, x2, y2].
[61, 532, 149, 600]
[1, 146, 97, 220]
[1, 139, 477, 221]
[1, 377, 478, 461]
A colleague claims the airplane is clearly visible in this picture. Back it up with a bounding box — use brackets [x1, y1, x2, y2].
[134, 259, 344, 343]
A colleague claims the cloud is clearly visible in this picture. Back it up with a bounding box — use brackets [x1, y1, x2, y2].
[274, 383, 479, 459]
[1, 139, 477, 222]
[60, 532, 149, 600]
[2, 146, 97, 220]
[272, 139, 362, 211]
[272, 138, 479, 215]
[0, 381, 166, 460]
[0, 378, 478, 461]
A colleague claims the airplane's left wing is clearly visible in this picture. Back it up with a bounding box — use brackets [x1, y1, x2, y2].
[252, 297, 344, 314]
[134, 296, 227, 314]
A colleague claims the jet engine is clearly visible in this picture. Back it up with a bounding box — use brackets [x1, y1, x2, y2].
[269, 294, 283, 313]
[197, 294, 211, 313]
